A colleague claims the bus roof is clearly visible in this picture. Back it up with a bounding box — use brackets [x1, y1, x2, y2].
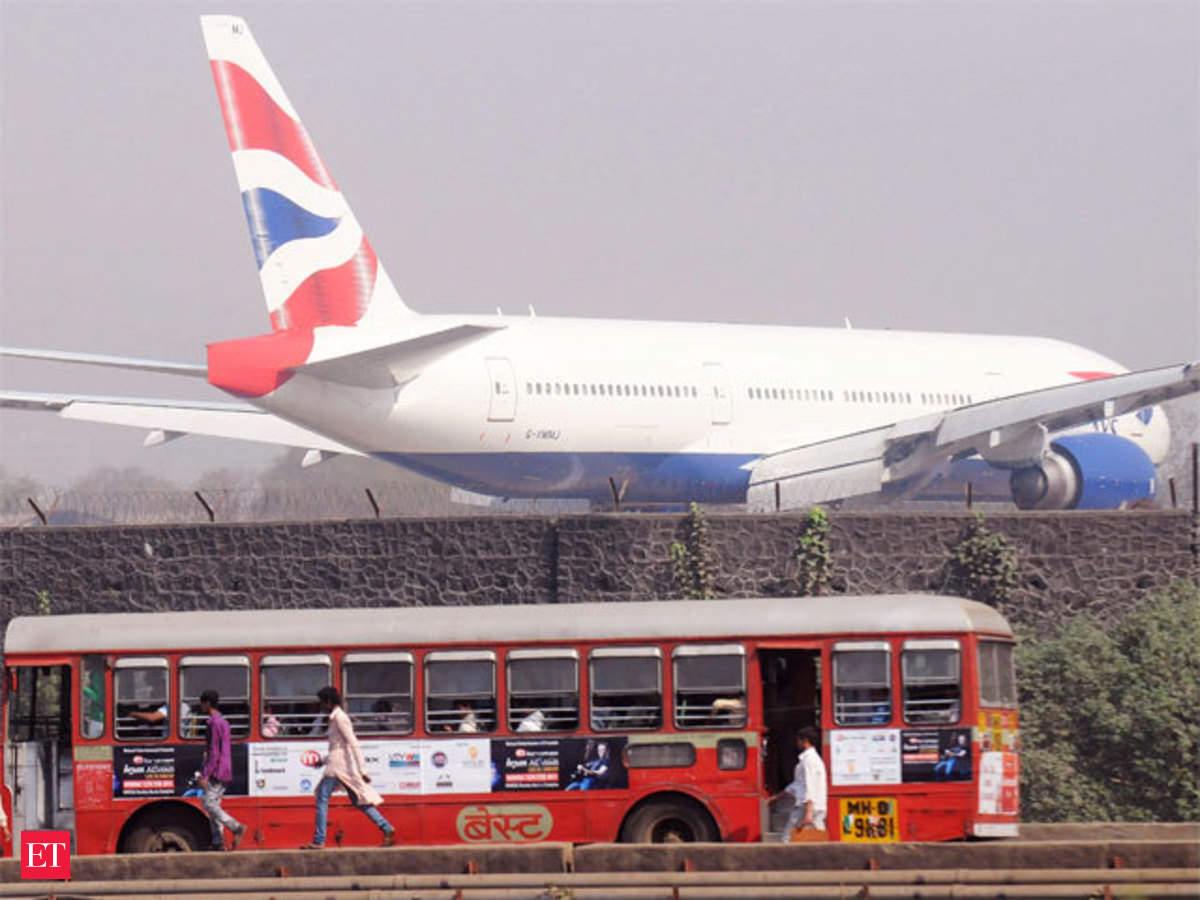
[3, 595, 1012, 656]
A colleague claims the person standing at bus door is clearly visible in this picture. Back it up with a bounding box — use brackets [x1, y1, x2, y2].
[301, 686, 397, 849]
[769, 727, 828, 841]
[197, 690, 246, 851]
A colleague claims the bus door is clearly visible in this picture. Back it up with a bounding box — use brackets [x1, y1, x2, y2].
[5, 662, 75, 855]
[756, 646, 821, 807]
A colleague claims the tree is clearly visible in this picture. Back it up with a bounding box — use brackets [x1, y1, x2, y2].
[1016, 582, 1200, 822]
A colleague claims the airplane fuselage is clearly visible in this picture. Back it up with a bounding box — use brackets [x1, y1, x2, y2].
[241, 316, 1170, 503]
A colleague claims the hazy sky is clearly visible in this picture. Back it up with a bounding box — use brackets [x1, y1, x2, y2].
[1, 0, 1196, 486]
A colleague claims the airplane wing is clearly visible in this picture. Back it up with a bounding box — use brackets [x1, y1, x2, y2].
[746, 360, 1200, 510]
[0, 347, 208, 377]
[0, 390, 362, 456]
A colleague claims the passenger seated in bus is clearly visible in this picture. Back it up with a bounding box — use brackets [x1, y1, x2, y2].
[180, 700, 201, 739]
[261, 713, 282, 738]
[365, 698, 398, 733]
[127, 703, 169, 739]
[304, 710, 329, 737]
[710, 696, 747, 725]
[454, 700, 479, 733]
[516, 709, 545, 732]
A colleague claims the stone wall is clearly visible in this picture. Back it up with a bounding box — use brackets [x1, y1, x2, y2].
[2, 510, 1195, 650]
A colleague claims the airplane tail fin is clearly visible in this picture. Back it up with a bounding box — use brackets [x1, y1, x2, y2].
[201, 15, 415, 332]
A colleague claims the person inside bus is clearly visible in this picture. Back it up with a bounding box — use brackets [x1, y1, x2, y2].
[300, 686, 396, 849]
[516, 709, 546, 732]
[180, 700, 202, 739]
[366, 698, 398, 733]
[128, 703, 169, 739]
[710, 695, 747, 725]
[449, 700, 479, 733]
[82, 668, 106, 739]
[261, 712, 282, 738]
[769, 727, 828, 841]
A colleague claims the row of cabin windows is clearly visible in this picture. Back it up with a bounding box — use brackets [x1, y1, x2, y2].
[747, 387, 834, 402]
[748, 388, 974, 407]
[97, 645, 748, 742]
[525, 382, 700, 399]
[832, 639, 1015, 726]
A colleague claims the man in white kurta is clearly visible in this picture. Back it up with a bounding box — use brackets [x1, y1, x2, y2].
[770, 727, 828, 841]
[302, 686, 396, 848]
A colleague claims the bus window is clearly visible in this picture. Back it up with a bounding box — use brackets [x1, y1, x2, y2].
[978, 641, 1017, 707]
[902, 640, 961, 724]
[179, 656, 251, 740]
[80, 654, 106, 739]
[507, 649, 579, 732]
[673, 644, 747, 729]
[343, 652, 414, 735]
[590, 647, 662, 731]
[114, 658, 170, 741]
[260, 655, 331, 737]
[832, 641, 891, 726]
[425, 651, 496, 733]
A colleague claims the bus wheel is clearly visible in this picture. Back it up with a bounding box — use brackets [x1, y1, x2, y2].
[620, 797, 718, 843]
[123, 808, 208, 853]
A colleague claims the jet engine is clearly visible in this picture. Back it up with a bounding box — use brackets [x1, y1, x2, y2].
[1009, 433, 1157, 510]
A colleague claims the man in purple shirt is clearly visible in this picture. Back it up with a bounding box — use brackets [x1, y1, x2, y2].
[198, 689, 246, 851]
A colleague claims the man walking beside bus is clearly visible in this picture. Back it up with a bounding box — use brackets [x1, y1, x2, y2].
[301, 686, 397, 849]
[770, 727, 828, 841]
[198, 689, 246, 851]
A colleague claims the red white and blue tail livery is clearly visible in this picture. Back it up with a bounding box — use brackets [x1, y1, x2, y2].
[204, 14, 411, 334]
[1, 16, 1196, 510]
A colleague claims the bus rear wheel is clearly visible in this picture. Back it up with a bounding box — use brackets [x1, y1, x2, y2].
[123, 808, 208, 853]
[620, 798, 718, 843]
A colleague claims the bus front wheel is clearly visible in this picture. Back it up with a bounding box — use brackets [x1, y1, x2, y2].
[122, 807, 208, 853]
[620, 797, 718, 843]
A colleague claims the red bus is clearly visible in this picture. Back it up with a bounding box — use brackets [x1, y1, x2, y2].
[2, 594, 1019, 856]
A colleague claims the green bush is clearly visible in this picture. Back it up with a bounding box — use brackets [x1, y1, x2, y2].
[795, 505, 833, 596]
[669, 501, 715, 599]
[945, 513, 1020, 607]
[1016, 582, 1200, 821]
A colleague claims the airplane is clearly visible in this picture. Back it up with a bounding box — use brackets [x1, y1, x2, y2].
[1, 15, 1197, 512]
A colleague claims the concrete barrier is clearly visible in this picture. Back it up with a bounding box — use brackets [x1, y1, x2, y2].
[571, 840, 1200, 872]
[8, 838, 1197, 884]
[0, 842, 573, 883]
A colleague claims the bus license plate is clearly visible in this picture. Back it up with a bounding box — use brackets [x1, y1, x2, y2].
[838, 797, 898, 842]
